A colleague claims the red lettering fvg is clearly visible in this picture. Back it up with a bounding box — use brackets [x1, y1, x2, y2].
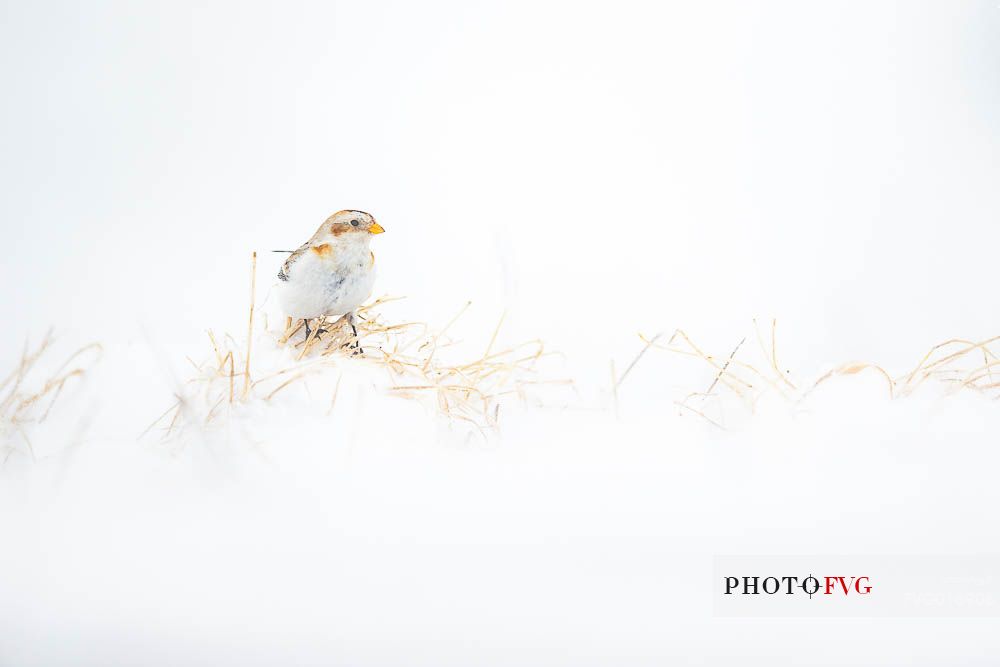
[824, 576, 873, 595]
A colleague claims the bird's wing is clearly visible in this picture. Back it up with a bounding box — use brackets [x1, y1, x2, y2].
[277, 242, 311, 281]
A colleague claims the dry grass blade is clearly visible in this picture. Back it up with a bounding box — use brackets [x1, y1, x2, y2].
[902, 336, 1000, 388]
[704, 337, 746, 398]
[242, 251, 257, 399]
[422, 301, 471, 373]
[674, 400, 726, 430]
[616, 332, 662, 390]
[2, 334, 102, 457]
[625, 321, 1000, 429]
[804, 362, 895, 400]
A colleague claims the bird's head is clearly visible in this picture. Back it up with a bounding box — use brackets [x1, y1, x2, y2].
[318, 210, 385, 240]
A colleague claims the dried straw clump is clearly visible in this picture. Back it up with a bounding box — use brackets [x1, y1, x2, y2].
[896, 336, 1000, 397]
[615, 320, 1000, 430]
[285, 300, 569, 430]
[144, 254, 568, 440]
[146, 300, 564, 440]
[1, 330, 102, 462]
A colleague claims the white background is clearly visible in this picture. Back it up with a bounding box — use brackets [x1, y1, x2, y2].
[2, 2, 1000, 665]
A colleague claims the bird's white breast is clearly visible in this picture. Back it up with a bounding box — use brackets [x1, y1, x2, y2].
[276, 237, 375, 320]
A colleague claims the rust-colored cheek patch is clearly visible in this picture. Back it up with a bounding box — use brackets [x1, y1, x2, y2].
[311, 243, 332, 257]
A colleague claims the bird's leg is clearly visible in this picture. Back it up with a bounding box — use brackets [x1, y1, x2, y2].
[347, 311, 363, 355]
[303, 318, 329, 342]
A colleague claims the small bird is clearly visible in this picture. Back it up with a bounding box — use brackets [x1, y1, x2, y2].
[275, 210, 385, 352]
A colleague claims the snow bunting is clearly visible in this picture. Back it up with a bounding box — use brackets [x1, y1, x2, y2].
[275, 210, 385, 351]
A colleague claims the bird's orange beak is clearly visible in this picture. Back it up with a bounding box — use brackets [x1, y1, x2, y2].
[369, 222, 385, 234]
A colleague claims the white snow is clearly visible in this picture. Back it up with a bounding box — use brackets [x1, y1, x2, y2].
[2, 2, 1000, 665]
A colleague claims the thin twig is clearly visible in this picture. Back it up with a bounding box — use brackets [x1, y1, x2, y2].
[242, 252, 257, 399]
[704, 337, 745, 398]
[616, 332, 663, 389]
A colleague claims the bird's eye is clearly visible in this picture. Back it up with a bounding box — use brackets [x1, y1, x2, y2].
[350, 219, 360, 227]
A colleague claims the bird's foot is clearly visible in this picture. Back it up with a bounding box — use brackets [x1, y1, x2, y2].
[340, 340, 364, 356]
[350, 321, 363, 355]
[332, 314, 363, 355]
[303, 320, 330, 341]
